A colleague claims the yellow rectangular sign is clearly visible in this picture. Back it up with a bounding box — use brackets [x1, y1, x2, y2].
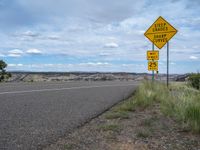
[147, 50, 159, 60]
[144, 16, 177, 49]
[148, 61, 158, 71]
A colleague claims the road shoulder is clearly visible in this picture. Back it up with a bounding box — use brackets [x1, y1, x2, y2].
[44, 96, 200, 150]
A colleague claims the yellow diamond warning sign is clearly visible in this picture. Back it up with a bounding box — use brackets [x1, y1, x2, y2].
[147, 50, 159, 60]
[148, 61, 158, 71]
[144, 16, 177, 49]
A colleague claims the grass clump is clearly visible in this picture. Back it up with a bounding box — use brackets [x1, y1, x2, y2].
[114, 99, 136, 112]
[105, 97, 136, 120]
[64, 144, 73, 150]
[98, 124, 120, 132]
[141, 117, 158, 127]
[134, 80, 170, 108]
[185, 104, 200, 132]
[105, 111, 129, 119]
[161, 82, 200, 132]
[135, 80, 200, 133]
[136, 128, 151, 138]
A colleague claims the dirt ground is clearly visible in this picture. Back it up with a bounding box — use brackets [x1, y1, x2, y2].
[44, 102, 200, 150]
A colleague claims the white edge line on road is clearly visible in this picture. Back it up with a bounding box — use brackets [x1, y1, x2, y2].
[0, 84, 137, 95]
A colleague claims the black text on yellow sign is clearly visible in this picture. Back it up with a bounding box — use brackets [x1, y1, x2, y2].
[144, 16, 177, 49]
[147, 50, 159, 60]
[148, 61, 158, 71]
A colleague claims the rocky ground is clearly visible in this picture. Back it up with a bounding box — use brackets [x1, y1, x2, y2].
[43, 99, 200, 150]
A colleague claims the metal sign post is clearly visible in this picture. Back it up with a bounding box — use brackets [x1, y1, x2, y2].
[152, 43, 154, 81]
[167, 42, 169, 87]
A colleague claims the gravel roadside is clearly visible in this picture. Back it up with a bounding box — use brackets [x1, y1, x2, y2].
[44, 98, 200, 150]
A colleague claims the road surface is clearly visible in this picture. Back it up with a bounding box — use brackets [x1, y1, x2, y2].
[0, 81, 138, 150]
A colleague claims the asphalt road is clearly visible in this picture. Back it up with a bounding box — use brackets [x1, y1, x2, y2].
[0, 81, 138, 150]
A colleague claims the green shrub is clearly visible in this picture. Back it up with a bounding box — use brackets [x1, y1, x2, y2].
[188, 73, 200, 90]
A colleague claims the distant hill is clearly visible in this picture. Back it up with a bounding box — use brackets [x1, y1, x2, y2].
[6, 72, 187, 82]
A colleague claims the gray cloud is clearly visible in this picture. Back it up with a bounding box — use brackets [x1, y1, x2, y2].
[0, 0, 147, 31]
[21, 31, 40, 37]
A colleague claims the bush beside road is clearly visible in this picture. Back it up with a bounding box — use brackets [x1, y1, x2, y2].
[188, 73, 200, 90]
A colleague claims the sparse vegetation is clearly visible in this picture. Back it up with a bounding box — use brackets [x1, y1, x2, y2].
[104, 95, 137, 120]
[114, 99, 136, 112]
[141, 117, 157, 127]
[136, 128, 151, 138]
[132, 80, 200, 133]
[63, 144, 73, 150]
[104, 80, 200, 133]
[98, 124, 120, 132]
[105, 111, 129, 119]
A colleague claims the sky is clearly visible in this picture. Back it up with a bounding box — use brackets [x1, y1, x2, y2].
[0, 0, 200, 73]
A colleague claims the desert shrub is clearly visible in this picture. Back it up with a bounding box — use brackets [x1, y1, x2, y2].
[188, 73, 200, 90]
[0, 60, 11, 82]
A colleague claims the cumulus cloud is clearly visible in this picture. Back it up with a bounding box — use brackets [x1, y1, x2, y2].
[189, 56, 198, 60]
[104, 42, 119, 48]
[26, 49, 42, 55]
[8, 49, 24, 57]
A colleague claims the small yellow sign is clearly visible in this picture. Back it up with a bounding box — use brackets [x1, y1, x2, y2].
[148, 61, 158, 71]
[147, 50, 159, 60]
[144, 16, 177, 49]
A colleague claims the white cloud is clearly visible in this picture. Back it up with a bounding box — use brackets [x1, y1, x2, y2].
[26, 49, 42, 55]
[189, 55, 198, 60]
[8, 49, 24, 57]
[8, 64, 23, 67]
[104, 42, 119, 48]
